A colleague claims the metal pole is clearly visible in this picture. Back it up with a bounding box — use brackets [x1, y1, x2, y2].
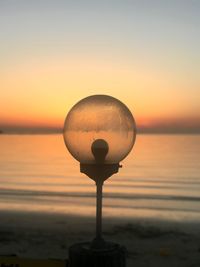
[96, 180, 103, 242]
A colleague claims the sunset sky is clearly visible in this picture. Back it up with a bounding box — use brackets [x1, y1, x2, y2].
[0, 0, 200, 133]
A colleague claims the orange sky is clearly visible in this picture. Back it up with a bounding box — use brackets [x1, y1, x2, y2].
[0, 1, 200, 133]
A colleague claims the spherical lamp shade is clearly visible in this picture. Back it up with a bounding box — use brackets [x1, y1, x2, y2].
[63, 95, 136, 164]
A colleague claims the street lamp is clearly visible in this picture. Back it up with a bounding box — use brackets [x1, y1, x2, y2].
[63, 94, 136, 250]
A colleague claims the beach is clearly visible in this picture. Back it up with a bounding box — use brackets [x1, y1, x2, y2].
[0, 210, 200, 267]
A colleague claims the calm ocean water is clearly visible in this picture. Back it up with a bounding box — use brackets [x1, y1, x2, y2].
[0, 134, 200, 223]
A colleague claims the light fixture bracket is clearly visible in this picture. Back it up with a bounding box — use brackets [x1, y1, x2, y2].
[80, 163, 122, 183]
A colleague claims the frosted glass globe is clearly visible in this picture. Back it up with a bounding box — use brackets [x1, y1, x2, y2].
[63, 95, 136, 164]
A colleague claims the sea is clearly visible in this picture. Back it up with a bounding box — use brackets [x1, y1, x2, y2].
[0, 134, 200, 224]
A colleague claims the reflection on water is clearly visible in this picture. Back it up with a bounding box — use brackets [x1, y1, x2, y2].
[0, 134, 200, 222]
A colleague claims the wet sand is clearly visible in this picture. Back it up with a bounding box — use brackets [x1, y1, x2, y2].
[0, 210, 200, 266]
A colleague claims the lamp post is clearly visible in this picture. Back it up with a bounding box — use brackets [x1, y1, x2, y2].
[63, 95, 136, 267]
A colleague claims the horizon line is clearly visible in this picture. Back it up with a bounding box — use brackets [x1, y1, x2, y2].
[1, 128, 200, 135]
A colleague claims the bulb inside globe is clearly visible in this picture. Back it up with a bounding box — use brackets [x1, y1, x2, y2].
[63, 95, 136, 164]
[91, 139, 109, 163]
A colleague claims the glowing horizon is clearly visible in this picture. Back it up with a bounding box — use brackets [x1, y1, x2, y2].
[1, 115, 200, 134]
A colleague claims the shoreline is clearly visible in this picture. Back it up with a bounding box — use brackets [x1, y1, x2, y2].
[0, 210, 200, 266]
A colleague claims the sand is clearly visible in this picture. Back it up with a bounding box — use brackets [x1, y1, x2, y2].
[0, 210, 200, 266]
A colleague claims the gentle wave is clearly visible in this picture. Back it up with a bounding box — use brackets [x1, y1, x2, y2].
[1, 187, 200, 203]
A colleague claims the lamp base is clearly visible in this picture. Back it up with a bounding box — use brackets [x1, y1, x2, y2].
[68, 241, 126, 267]
[91, 236, 107, 249]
